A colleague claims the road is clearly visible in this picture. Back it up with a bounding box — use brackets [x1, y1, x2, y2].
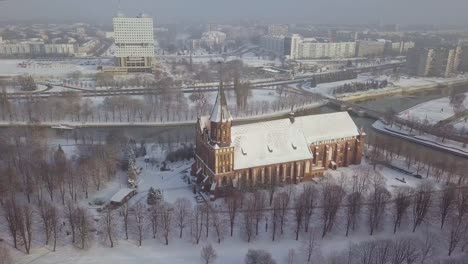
[4, 61, 403, 99]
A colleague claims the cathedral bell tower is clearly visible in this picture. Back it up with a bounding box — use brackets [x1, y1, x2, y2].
[209, 81, 232, 147]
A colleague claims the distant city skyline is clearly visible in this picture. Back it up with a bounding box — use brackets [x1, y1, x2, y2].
[0, 0, 467, 26]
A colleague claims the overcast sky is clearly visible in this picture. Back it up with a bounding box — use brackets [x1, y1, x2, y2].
[0, 0, 467, 25]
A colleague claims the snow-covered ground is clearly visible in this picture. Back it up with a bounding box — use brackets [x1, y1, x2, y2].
[0, 59, 99, 77]
[309, 73, 468, 100]
[9, 152, 448, 264]
[397, 92, 468, 125]
[189, 53, 281, 67]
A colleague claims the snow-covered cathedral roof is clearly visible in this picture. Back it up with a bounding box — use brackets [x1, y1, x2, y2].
[230, 112, 360, 170]
[210, 82, 232, 123]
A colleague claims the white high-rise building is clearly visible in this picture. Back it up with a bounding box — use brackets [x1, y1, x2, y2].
[113, 13, 154, 72]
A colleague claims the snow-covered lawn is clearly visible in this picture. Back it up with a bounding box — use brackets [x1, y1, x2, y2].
[309, 74, 468, 100]
[398, 92, 468, 125]
[0, 59, 99, 77]
[309, 73, 376, 96]
[9, 159, 447, 264]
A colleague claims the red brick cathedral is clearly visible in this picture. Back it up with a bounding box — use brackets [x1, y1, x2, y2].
[193, 83, 365, 195]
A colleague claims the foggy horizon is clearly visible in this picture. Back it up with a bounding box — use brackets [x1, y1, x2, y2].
[0, 0, 468, 26]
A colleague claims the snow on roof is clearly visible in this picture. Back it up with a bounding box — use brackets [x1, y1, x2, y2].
[110, 188, 134, 203]
[231, 118, 312, 170]
[296, 112, 360, 144]
[199, 116, 210, 131]
[231, 112, 359, 170]
[210, 83, 232, 123]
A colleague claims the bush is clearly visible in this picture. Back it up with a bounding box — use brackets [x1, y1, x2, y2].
[245, 249, 277, 264]
[166, 145, 194, 162]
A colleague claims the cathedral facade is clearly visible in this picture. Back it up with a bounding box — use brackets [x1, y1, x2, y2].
[193, 84, 365, 195]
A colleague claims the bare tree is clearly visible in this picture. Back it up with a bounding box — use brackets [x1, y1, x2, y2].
[253, 190, 266, 236]
[456, 188, 468, 224]
[132, 203, 146, 246]
[351, 167, 370, 194]
[102, 208, 117, 248]
[225, 191, 242, 237]
[368, 186, 391, 235]
[243, 194, 256, 242]
[293, 191, 306, 241]
[49, 205, 60, 252]
[191, 205, 204, 244]
[202, 203, 211, 239]
[121, 202, 130, 240]
[17, 204, 33, 254]
[439, 186, 456, 229]
[37, 200, 54, 246]
[302, 227, 319, 263]
[447, 216, 467, 256]
[374, 239, 393, 264]
[2, 197, 19, 249]
[65, 200, 77, 244]
[75, 206, 91, 249]
[302, 185, 317, 233]
[419, 231, 436, 264]
[321, 183, 345, 237]
[392, 187, 412, 234]
[39, 161, 56, 202]
[345, 191, 362, 236]
[350, 240, 378, 264]
[173, 198, 192, 238]
[277, 191, 290, 235]
[160, 202, 172, 245]
[391, 236, 420, 264]
[211, 211, 227, 244]
[200, 243, 217, 264]
[271, 194, 280, 241]
[149, 201, 160, 239]
[412, 183, 433, 232]
[54, 145, 68, 205]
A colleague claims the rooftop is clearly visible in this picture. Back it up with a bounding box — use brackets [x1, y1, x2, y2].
[230, 112, 360, 170]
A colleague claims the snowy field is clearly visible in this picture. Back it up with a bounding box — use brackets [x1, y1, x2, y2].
[0, 59, 99, 77]
[190, 53, 281, 67]
[9, 156, 453, 264]
[398, 92, 468, 125]
[309, 73, 468, 99]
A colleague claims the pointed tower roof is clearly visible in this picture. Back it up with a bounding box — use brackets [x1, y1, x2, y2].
[210, 81, 232, 123]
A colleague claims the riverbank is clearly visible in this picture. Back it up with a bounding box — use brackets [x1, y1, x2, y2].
[372, 120, 468, 158]
[0, 101, 325, 128]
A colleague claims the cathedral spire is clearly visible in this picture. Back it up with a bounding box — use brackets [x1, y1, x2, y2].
[210, 79, 232, 123]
